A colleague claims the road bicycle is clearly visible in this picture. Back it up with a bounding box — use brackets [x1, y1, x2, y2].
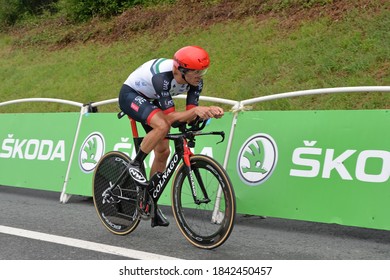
[92, 113, 236, 249]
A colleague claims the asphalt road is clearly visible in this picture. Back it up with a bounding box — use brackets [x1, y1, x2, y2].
[1, 185, 390, 260]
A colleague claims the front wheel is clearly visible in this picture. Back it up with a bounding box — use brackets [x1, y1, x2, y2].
[172, 155, 236, 249]
[92, 151, 140, 235]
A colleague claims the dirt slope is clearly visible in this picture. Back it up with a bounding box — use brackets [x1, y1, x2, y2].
[8, 0, 387, 49]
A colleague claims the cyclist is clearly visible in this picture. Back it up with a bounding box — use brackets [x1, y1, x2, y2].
[119, 46, 224, 227]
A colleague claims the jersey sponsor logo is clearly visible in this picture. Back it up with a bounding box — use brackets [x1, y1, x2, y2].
[135, 81, 148, 87]
[131, 102, 139, 112]
[237, 133, 278, 186]
[163, 80, 170, 91]
[79, 132, 105, 173]
[134, 96, 146, 105]
[165, 100, 174, 107]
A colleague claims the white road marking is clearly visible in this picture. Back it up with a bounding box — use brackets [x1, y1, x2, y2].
[0, 225, 180, 260]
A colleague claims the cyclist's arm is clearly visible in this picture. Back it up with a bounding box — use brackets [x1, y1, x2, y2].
[152, 75, 223, 124]
[175, 81, 224, 122]
[165, 106, 224, 125]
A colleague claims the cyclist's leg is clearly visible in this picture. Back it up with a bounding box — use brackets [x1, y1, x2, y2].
[119, 86, 170, 156]
[129, 111, 170, 187]
[150, 138, 170, 176]
[148, 138, 171, 227]
[137, 115, 171, 227]
[141, 115, 171, 227]
[119, 86, 164, 183]
[119, 85, 170, 227]
[139, 115, 170, 227]
[139, 111, 170, 155]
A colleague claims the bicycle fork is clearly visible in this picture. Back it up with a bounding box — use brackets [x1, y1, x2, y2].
[182, 139, 211, 205]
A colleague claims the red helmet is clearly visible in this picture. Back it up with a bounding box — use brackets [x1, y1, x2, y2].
[173, 46, 210, 71]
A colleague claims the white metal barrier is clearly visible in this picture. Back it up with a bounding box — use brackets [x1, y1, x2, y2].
[0, 97, 83, 108]
[241, 86, 390, 107]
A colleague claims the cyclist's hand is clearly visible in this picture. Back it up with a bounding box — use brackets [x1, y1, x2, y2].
[194, 106, 224, 120]
[209, 106, 224, 119]
[193, 106, 213, 119]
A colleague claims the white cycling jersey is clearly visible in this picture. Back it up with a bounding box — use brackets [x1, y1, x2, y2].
[124, 58, 202, 100]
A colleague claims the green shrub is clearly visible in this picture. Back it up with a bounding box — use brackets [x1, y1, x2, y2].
[57, 0, 142, 22]
[0, 0, 58, 27]
[57, 0, 175, 22]
[0, 0, 174, 26]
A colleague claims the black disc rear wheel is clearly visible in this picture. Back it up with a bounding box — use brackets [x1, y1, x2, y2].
[92, 151, 140, 235]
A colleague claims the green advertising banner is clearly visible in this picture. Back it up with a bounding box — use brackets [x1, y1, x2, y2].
[0, 113, 79, 192]
[64, 112, 232, 205]
[2, 109, 390, 231]
[228, 110, 390, 230]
